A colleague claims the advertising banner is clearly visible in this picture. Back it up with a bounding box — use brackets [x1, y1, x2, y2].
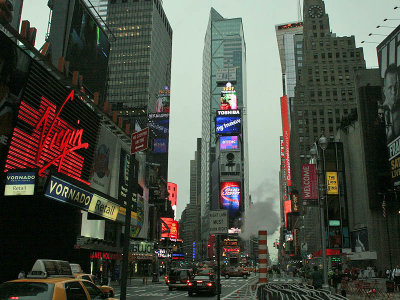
[326, 172, 339, 195]
[45, 176, 119, 221]
[4, 172, 35, 196]
[0, 31, 31, 171]
[280, 95, 291, 186]
[220, 136, 239, 150]
[283, 199, 292, 228]
[129, 241, 154, 255]
[90, 126, 118, 195]
[220, 182, 241, 216]
[301, 164, 318, 200]
[118, 148, 131, 202]
[377, 27, 400, 186]
[216, 110, 241, 135]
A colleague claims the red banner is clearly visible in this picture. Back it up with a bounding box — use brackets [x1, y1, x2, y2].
[301, 164, 318, 200]
[280, 96, 291, 186]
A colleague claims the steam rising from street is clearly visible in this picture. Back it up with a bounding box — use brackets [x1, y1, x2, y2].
[240, 181, 280, 240]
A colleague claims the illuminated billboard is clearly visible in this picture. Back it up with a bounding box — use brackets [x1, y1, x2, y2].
[220, 90, 237, 110]
[156, 95, 170, 113]
[161, 217, 179, 239]
[148, 113, 169, 136]
[220, 182, 240, 216]
[152, 138, 168, 153]
[216, 110, 241, 135]
[280, 95, 291, 186]
[377, 27, 400, 186]
[65, 0, 110, 97]
[220, 136, 239, 150]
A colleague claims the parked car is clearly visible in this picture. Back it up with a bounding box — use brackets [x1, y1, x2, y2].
[165, 268, 193, 291]
[0, 259, 117, 300]
[187, 274, 218, 296]
[221, 266, 250, 279]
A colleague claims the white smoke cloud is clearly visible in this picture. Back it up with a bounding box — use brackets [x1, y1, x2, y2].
[240, 181, 280, 240]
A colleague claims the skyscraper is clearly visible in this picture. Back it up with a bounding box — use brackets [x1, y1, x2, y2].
[201, 8, 248, 256]
[106, 0, 172, 126]
[290, 0, 366, 254]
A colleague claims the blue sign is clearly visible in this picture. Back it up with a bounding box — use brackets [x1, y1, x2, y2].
[4, 172, 36, 196]
[45, 176, 93, 210]
[216, 113, 241, 135]
[220, 136, 239, 150]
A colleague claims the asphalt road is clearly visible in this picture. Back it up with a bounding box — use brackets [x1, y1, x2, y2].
[112, 276, 258, 300]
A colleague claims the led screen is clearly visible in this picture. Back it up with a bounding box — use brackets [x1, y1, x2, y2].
[220, 136, 239, 150]
[152, 138, 168, 153]
[216, 111, 241, 135]
[220, 182, 240, 216]
[65, 0, 110, 97]
[148, 113, 169, 136]
[156, 95, 170, 113]
[220, 91, 237, 110]
[161, 217, 178, 239]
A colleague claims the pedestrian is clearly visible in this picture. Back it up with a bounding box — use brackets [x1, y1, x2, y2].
[107, 269, 112, 286]
[18, 271, 25, 279]
[386, 267, 392, 279]
[330, 269, 342, 294]
[392, 265, 400, 291]
[311, 266, 323, 289]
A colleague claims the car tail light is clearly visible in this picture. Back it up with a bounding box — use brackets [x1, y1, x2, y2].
[196, 281, 203, 283]
[167, 279, 170, 283]
[188, 282, 193, 286]
[165, 276, 168, 280]
[207, 282, 213, 287]
[9, 297, 19, 300]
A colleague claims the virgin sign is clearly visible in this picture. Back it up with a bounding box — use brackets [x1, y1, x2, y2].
[5, 90, 90, 184]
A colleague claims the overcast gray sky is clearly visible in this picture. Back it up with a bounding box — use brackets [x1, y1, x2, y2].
[21, 0, 398, 260]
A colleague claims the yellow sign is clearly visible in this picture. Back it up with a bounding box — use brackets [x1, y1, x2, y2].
[326, 172, 339, 194]
[89, 195, 120, 221]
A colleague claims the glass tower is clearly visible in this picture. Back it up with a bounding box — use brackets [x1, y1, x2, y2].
[106, 0, 172, 126]
[201, 8, 248, 242]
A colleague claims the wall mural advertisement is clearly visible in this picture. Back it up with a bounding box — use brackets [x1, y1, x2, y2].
[220, 182, 241, 216]
[90, 126, 118, 195]
[0, 31, 31, 171]
[378, 28, 400, 186]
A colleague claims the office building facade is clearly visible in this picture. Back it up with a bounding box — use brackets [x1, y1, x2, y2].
[201, 8, 249, 257]
[289, 0, 366, 254]
[106, 0, 172, 125]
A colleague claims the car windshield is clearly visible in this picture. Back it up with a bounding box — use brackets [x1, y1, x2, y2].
[0, 282, 54, 300]
[194, 275, 210, 280]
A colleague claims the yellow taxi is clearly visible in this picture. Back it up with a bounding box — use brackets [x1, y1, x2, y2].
[0, 259, 118, 300]
[70, 264, 115, 297]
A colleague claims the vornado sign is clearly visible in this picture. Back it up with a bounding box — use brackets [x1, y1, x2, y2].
[44, 176, 119, 221]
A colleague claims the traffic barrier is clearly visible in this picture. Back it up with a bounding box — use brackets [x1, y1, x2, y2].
[258, 230, 268, 284]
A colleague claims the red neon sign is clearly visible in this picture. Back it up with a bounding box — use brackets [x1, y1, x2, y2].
[5, 90, 90, 184]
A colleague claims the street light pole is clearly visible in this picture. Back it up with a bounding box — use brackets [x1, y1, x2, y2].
[310, 135, 329, 289]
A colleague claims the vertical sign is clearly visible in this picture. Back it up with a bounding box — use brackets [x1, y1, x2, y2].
[291, 191, 299, 212]
[131, 128, 149, 154]
[301, 164, 318, 199]
[326, 172, 339, 194]
[280, 95, 291, 186]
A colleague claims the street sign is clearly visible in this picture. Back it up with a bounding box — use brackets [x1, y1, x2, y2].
[209, 210, 228, 235]
[131, 128, 149, 154]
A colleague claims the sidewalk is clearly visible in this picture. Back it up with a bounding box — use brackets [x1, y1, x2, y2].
[109, 276, 163, 290]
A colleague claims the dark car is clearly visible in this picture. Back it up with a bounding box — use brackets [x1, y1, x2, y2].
[221, 266, 250, 279]
[165, 269, 193, 291]
[187, 274, 217, 296]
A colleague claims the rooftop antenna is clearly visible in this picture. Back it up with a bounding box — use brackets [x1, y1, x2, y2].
[298, 0, 303, 22]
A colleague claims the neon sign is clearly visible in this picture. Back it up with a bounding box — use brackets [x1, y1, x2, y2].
[5, 90, 90, 184]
